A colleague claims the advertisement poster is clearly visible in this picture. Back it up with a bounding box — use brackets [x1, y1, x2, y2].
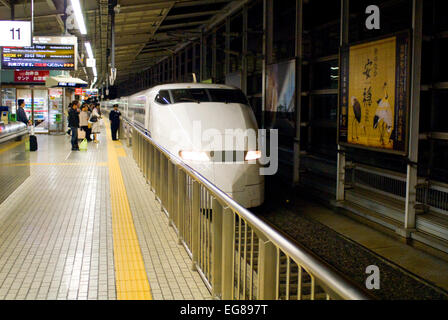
[265, 59, 296, 140]
[339, 33, 410, 154]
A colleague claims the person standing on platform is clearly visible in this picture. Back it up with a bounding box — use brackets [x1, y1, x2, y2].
[109, 104, 121, 141]
[79, 104, 91, 142]
[90, 104, 101, 143]
[68, 101, 80, 151]
[17, 99, 31, 126]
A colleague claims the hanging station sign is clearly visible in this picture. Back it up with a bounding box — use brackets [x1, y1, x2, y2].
[1, 36, 77, 70]
[338, 32, 411, 155]
[0, 21, 32, 47]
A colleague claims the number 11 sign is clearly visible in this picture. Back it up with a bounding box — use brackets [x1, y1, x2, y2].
[0, 21, 32, 47]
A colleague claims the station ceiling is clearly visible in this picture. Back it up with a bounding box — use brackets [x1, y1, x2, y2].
[0, 0, 245, 87]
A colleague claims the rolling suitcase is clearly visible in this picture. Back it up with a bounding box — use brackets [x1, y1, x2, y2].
[29, 125, 38, 152]
[29, 135, 38, 151]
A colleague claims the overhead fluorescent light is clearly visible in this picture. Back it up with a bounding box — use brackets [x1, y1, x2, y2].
[92, 66, 97, 77]
[70, 0, 87, 35]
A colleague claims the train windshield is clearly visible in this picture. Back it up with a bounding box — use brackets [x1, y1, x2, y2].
[167, 89, 249, 105]
[171, 89, 209, 103]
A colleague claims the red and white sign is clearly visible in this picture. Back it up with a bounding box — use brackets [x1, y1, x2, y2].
[14, 70, 49, 83]
[75, 88, 83, 95]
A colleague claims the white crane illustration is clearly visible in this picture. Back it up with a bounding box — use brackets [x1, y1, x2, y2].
[373, 82, 394, 146]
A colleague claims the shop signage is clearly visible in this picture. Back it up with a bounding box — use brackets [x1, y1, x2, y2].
[57, 82, 87, 88]
[0, 21, 32, 47]
[75, 88, 83, 95]
[14, 70, 50, 83]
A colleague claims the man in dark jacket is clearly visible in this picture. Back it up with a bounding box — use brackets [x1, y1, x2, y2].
[109, 104, 121, 141]
[68, 101, 80, 151]
[17, 99, 30, 126]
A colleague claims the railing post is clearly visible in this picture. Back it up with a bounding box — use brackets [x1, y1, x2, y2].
[258, 236, 277, 300]
[135, 134, 139, 165]
[191, 181, 200, 270]
[211, 198, 223, 298]
[143, 140, 148, 181]
[138, 135, 142, 168]
[167, 161, 174, 225]
[160, 152, 165, 210]
[154, 149, 159, 197]
[177, 169, 186, 244]
[148, 144, 153, 186]
[221, 207, 235, 300]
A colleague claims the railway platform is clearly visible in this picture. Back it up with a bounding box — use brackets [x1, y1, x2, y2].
[1, 120, 448, 301]
[0, 124, 211, 300]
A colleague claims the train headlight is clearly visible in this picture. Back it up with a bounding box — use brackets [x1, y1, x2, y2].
[179, 150, 210, 162]
[245, 150, 262, 161]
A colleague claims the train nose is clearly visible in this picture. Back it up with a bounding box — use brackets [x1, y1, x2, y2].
[212, 162, 264, 208]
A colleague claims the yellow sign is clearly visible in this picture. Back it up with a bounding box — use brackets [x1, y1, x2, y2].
[339, 33, 410, 154]
[348, 37, 395, 149]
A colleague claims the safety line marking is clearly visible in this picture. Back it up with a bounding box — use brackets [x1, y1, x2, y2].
[0, 162, 108, 167]
[0, 139, 25, 155]
[106, 120, 152, 300]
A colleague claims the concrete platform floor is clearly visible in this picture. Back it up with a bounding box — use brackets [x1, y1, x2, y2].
[0, 127, 211, 300]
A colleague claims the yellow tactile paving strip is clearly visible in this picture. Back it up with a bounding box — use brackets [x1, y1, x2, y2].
[0, 139, 26, 155]
[106, 122, 152, 300]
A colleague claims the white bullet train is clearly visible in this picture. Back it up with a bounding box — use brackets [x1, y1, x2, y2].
[103, 83, 264, 208]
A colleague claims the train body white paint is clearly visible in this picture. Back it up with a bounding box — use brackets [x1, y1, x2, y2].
[103, 83, 264, 208]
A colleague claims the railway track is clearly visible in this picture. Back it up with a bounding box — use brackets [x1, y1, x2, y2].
[251, 177, 448, 300]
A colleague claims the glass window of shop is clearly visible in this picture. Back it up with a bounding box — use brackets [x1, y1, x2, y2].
[49, 88, 64, 133]
[14, 88, 65, 133]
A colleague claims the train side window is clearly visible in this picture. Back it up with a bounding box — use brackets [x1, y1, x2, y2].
[155, 90, 171, 105]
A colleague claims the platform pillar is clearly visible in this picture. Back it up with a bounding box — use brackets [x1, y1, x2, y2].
[404, 0, 423, 233]
[336, 0, 350, 202]
[293, 0, 303, 186]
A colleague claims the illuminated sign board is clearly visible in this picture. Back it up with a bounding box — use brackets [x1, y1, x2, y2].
[1, 44, 75, 70]
[57, 82, 87, 88]
[14, 70, 49, 83]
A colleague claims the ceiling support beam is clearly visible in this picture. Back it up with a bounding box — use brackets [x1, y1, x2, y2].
[0, 0, 11, 9]
[165, 10, 221, 21]
[158, 20, 207, 31]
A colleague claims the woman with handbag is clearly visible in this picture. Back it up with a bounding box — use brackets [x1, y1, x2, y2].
[89, 105, 101, 143]
[79, 104, 91, 141]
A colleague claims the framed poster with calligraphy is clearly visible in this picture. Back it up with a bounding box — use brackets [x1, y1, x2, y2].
[338, 32, 411, 155]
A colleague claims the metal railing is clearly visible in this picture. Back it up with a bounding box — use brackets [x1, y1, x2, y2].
[345, 162, 448, 216]
[123, 118, 371, 300]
